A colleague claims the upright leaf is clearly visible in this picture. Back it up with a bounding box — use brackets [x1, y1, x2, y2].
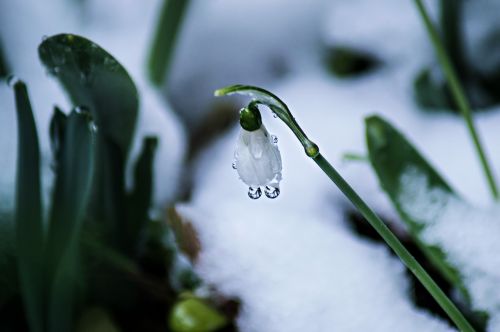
[45, 109, 96, 332]
[38, 34, 137, 156]
[39, 34, 139, 250]
[0, 39, 9, 79]
[124, 136, 158, 254]
[147, 0, 191, 85]
[365, 115, 465, 291]
[12, 79, 45, 332]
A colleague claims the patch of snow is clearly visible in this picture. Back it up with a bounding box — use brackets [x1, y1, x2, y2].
[178, 202, 454, 332]
[399, 167, 500, 331]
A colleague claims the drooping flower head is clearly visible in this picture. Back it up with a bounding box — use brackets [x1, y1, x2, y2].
[216, 85, 319, 200]
[233, 104, 282, 199]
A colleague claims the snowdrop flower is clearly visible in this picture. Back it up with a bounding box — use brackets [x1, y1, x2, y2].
[233, 105, 282, 199]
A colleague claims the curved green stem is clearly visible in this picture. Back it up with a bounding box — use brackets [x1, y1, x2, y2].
[313, 153, 475, 332]
[412, 0, 499, 200]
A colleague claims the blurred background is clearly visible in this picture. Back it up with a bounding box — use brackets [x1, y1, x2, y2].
[1, 0, 500, 331]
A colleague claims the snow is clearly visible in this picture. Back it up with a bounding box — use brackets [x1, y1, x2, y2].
[399, 167, 500, 331]
[178, 202, 454, 332]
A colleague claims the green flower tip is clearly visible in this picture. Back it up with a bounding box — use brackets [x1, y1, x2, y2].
[214, 84, 244, 97]
[239, 104, 262, 131]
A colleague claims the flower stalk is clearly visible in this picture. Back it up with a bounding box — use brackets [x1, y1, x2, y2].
[215, 85, 476, 332]
[412, 0, 499, 201]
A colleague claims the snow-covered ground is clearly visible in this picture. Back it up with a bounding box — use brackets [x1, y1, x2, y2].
[1, 0, 500, 331]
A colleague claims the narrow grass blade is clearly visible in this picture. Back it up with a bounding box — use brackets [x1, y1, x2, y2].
[412, 0, 499, 200]
[12, 79, 45, 332]
[147, 0, 191, 86]
[45, 109, 96, 331]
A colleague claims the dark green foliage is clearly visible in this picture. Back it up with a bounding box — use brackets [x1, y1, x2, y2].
[2, 33, 234, 332]
[0, 39, 9, 78]
[45, 109, 96, 331]
[365, 115, 466, 295]
[125, 136, 158, 256]
[148, 0, 191, 85]
[13, 80, 45, 332]
[325, 46, 379, 78]
[39, 34, 139, 251]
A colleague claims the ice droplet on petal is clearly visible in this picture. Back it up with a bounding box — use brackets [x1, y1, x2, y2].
[264, 186, 280, 199]
[272, 113, 277, 118]
[271, 135, 278, 144]
[232, 160, 237, 170]
[248, 187, 262, 199]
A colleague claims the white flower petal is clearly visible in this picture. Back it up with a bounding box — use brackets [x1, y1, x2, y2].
[235, 125, 282, 187]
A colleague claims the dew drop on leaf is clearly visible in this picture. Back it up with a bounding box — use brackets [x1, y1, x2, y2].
[248, 187, 262, 199]
[264, 186, 280, 199]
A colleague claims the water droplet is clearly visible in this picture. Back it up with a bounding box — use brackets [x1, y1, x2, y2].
[271, 135, 278, 144]
[42, 35, 48, 42]
[7, 75, 19, 87]
[264, 186, 280, 199]
[272, 113, 277, 118]
[248, 187, 262, 199]
[232, 160, 237, 170]
[90, 123, 98, 133]
[75, 106, 90, 114]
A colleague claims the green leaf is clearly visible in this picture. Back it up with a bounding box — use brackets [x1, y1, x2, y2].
[365, 115, 465, 291]
[38, 34, 138, 156]
[147, 0, 191, 86]
[215, 85, 319, 157]
[39, 34, 139, 250]
[45, 109, 96, 332]
[0, 39, 9, 79]
[12, 79, 45, 332]
[124, 136, 158, 255]
[49, 106, 67, 163]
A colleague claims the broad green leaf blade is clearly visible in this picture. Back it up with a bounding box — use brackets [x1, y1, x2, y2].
[147, 0, 191, 86]
[215, 85, 319, 157]
[12, 80, 45, 332]
[365, 115, 464, 288]
[45, 109, 96, 332]
[38, 34, 138, 156]
[39, 34, 139, 249]
[124, 136, 158, 255]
